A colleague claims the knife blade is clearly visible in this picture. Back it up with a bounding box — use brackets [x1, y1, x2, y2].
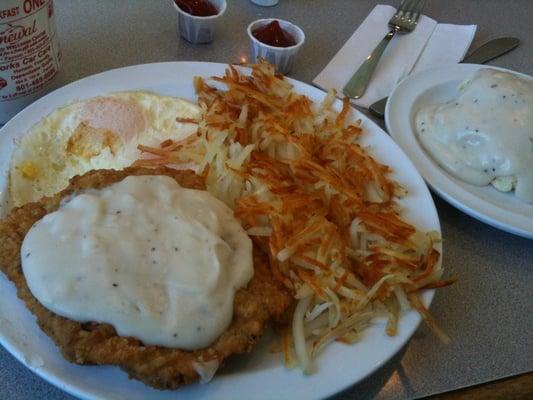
[461, 37, 520, 64]
[368, 37, 520, 119]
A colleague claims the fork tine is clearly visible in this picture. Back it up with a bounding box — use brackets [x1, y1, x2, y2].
[396, 0, 408, 10]
[405, 0, 422, 12]
[397, 0, 418, 12]
[410, 0, 426, 21]
[396, 0, 417, 21]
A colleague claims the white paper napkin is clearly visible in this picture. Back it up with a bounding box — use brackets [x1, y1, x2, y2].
[313, 4, 477, 108]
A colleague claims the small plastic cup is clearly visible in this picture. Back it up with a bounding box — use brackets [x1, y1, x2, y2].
[247, 18, 305, 75]
[250, 0, 279, 5]
[172, 0, 227, 44]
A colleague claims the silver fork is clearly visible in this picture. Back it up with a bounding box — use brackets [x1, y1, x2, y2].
[343, 0, 426, 99]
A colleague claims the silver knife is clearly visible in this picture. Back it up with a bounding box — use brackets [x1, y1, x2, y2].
[368, 37, 520, 119]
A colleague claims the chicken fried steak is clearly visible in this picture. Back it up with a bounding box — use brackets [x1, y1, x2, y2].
[0, 167, 292, 389]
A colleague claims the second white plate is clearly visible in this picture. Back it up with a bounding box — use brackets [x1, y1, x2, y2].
[386, 63, 533, 239]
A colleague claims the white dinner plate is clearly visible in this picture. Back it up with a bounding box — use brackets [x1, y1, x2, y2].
[386, 63, 533, 239]
[0, 62, 442, 400]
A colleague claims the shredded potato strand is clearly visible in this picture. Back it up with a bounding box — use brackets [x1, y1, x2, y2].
[135, 61, 452, 372]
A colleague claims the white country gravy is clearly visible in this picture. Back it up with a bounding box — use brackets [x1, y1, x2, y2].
[415, 69, 533, 203]
[21, 175, 253, 350]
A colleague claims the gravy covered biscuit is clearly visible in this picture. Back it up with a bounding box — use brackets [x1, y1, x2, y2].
[415, 69, 533, 203]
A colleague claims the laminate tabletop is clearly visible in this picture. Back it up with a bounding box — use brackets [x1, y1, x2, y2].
[0, 1, 532, 399]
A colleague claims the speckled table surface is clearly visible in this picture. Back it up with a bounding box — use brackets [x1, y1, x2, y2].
[0, 1, 532, 399]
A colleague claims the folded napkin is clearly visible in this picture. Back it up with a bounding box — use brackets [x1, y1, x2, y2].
[313, 4, 477, 108]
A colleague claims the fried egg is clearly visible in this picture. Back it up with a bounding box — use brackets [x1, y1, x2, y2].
[9, 91, 201, 207]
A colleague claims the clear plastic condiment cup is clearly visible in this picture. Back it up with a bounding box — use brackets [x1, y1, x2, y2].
[247, 18, 305, 75]
[172, 0, 227, 44]
[250, 0, 280, 6]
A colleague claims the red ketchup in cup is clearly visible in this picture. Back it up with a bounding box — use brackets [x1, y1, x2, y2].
[252, 20, 296, 47]
[174, 0, 218, 17]
[247, 18, 305, 74]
